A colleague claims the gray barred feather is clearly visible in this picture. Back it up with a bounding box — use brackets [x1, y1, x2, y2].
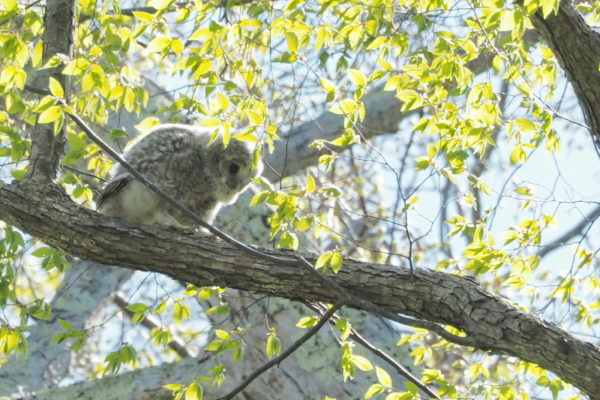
[97, 124, 260, 228]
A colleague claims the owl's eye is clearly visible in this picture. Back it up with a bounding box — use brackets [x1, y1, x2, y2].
[229, 163, 240, 174]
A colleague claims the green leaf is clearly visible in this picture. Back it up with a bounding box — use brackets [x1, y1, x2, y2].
[146, 36, 172, 53]
[403, 381, 418, 395]
[509, 146, 527, 165]
[319, 78, 336, 93]
[330, 250, 343, 273]
[376, 367, 392, 386]
[348, 69, 367, 87]
[315, 252, 332, 270]
[0, 66, 26, 89]
[125, 303, 149, 313]
[350, 354, 373, 371]
[62, 149, 85, 166]
[266, 335, 281, 358]
[57, 318, 73, 331]
[171, 38, 184, 54]
[31, 247, 53, 257]
[221, 123, 231, 147]
[335, 318, 351, 340]
[365, 384, 385, 399]
[278, 231, 298, 250]
[174, 303, 190, 324]
[395, 90, 418, 104]
[11, 168, 26, 181]
[296, 316, 319, 328]
[249, 191, 270, 206]
[514, 186, 532, 196]
[541, 0, 558, 18]
[199, 118, 221, 127]
[213, 330, 229, 340]
[189, 28, 212, 41]
[49, 77, 64, 97]
[245, 110, 263, 125]
[273, 52, 298, 63]
[132, 11, 155, 22]
[234, 132, 259, 142]
[385, 393, 412, 400]
[38, 106, 62, 123]
[185, 382, 202, 400]
[306, 174, 316, 193]
[62, 58, 89, 76]
[135, 116, 161, 133]
[515, 117, 536, 133]
[164, 384, 184, 390]
[285, 32, 298, 53]
[149, 0, 173, 11]
[67, 131, 86, 151]
[329, 99, 357, 115]
[367, 36, 388, 50]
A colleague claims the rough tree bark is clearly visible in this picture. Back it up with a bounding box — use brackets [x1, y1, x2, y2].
[1, 191, 398, 400]
[25, 0, 74, 183]
[527, 0, 600, 150]
[0, 182, 598, 398]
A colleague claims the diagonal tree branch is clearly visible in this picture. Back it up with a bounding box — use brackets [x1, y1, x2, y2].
[30, 355, 213, 400]
[0, 181, 598, 397]
[307, 302, 440, 400]
[218, 301, 344, 400]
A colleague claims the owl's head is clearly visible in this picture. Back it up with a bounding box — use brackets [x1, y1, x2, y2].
[213, 139, 262, 203]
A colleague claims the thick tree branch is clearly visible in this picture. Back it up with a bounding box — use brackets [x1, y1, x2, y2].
[263, 89, 402, 181]
[261, 50, 500, 182]
[0, 181, 598, 397]
[29, 355, 212, 400]
[529, 0, 600, 151]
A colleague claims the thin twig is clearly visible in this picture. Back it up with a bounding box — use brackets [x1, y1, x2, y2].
[538, 204, 600, 258]
[217, 301, 345, 400]
[113, 293, 194, 359]
[309, 302, 440, 400]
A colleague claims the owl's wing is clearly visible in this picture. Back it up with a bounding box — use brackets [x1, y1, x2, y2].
[96, 174, 132, 210]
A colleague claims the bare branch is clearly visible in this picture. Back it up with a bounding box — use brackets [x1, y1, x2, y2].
[218, 301, 344, 400]
[114, 293, 195, 359]
[538, 204, 600, 258]
[309, 302, 440, 400]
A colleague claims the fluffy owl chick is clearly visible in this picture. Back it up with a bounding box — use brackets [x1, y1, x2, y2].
[97, 124, 260, 228]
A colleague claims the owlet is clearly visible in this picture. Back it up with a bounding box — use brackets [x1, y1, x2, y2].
[97, 124, 261, 228]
